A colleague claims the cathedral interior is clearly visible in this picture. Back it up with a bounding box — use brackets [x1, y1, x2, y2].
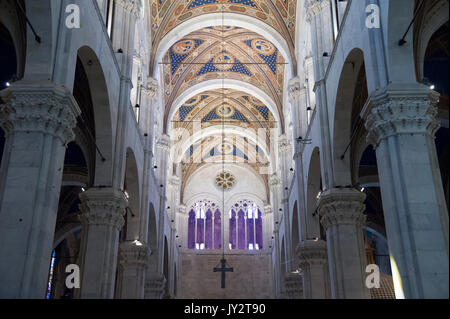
[0, 0, 448, 299]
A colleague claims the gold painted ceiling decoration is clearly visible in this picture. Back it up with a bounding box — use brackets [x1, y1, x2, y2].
[151, 0, 297, 44]
[162, 26, 285, 128]
[171, 89, 276, 132]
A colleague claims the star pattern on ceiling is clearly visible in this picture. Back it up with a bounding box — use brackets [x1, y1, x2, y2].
[150, 0, 297, 42]
[171, 89, 276, 132]
[162, 27, 285, 123]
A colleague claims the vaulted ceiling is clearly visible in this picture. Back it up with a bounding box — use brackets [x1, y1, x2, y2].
[150, 1, 296, 194]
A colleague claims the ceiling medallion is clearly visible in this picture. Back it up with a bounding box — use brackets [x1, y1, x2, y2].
[216, 103, 235, 118]
[218, 142, 234, 155]
[173, 39, 196, 55]
[251, 39, 276, 55]
[213, 52, 234, 71]
[215, 171, 236, 191]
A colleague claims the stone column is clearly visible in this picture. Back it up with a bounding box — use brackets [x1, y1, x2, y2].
[0, 82, 79, 298]
[318, 188, 369, 299]
[296, 239, 330, 299]
[118, 241, 150, 299]
[284, 272, 303, 299]
[269, 174, 283, 297]
[78, 187, 128, 299]
[305, 0, 334, 190]
[362, 83, 449, 299]
[279, 135, 292, 268]
[144, 273, 166, 299]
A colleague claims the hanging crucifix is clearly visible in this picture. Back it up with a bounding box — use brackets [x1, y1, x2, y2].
[213, 258, 233, 289]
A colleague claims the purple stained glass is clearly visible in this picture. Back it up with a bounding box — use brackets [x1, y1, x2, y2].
[238, 209, 245, 249]
[197, 217, 204, 245]
[188, 209, 195, 249]
[214, 209, 221, 249]
[256, 209, 263, 249]
[229, 210, 236, 249]
[205, 210, 212, 249]
[247, 215, 254, 248]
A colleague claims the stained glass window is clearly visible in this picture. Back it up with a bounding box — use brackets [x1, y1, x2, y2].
[229, 200, 263, 250]
[46, 250, 56, 299]
[187, 200, 221, 249]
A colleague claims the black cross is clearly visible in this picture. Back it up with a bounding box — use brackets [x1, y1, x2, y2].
[213, 259, 233, 289]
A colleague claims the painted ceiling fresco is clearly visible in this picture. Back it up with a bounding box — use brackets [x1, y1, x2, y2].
[171, 89, 276, 132]
[150, 0, 297, 45]
[162, 26, 285, 118]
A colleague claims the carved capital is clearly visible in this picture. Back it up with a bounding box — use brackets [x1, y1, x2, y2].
[318, 188, 366, 229]
[305, 0, 330, 21]
[145, 273, 166, 299]
[288, 77, 302, 102]
[0, 81, 80, 145]
[268, 174, 281, 188]
[143, 77, 158, 98]
[116, 0, 141, 16]
[79, 187, 128, 230]
[119, 241, 151, 269]
[362, 83, 440, 148]
[296, 239, 328, 268]
[157, 134, 171, 151]
[284, 272, 303, 299]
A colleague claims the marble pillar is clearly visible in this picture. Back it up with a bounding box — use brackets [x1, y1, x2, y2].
[362, 83, 449, 298]
[0, 82, 79, 298]
[118, 241, 150, 299]
[296, 239, 330, 299]
[78, 187, 128, 298]
[318, 188, 369, 299]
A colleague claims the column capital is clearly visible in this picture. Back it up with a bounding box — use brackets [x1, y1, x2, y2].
[278, 134, 291, 153]
[264, 205, 272, 214]
[362, 83, 440, 148]
[157, 134, 171, 151]
[288, 77, 303, 102]
[119, 241, 151, 269]
[79, 187, 128, 230]
[116, 0, 141, 16]
[296, 239, 328, 267]
[318, 188, 366, 229]
[268, 174, 281, 188]
[143, 77, 158, 99]
[305, 0, 330, 21]
[0, 81, 80, 145]
[284, 272, 303, 299]
[145, 272, 166, 299]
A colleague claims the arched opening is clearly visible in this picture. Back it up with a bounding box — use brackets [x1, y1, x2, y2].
[306, 148, 323, 240]
[291, 201, 299, 259]
[47, 141, 88, 299]
[75, 46, 113, 187]
[124, 148, 141, 241]
[423, 22, 449, 209]
[163, 235, 169, 298]
[333, 48, 366, 186]
[0, 20, 21, 169]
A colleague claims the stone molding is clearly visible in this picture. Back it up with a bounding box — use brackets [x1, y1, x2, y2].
[296, 239, 328, 268]
[79, 187, 128, 230]
[318, 188, 366, 229]
[119, 241, 151, 269]
[0, 82, 80, 145]
[362, 83, 440, 148]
